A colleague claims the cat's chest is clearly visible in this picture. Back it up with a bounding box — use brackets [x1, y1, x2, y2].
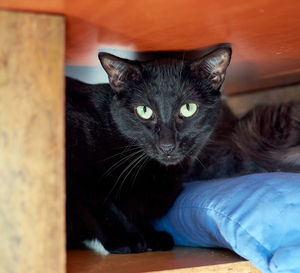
[100, 158, 183, 196]
[117, 174, 183, 221]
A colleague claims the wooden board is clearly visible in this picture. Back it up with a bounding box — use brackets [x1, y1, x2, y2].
[2, 0, 300, 93]
[67, 247, 262, 273]
[0, 11, 65, 273]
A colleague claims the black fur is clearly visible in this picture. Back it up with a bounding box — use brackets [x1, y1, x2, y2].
[66, 48, 231, 253]
[66, 47, 300, 254]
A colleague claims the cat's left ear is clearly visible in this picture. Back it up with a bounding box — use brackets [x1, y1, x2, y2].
[98, 53, 141, 92]
[190, 48, 232, 90]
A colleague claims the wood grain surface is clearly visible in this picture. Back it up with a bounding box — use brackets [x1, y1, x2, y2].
[2, 0, 300, 93]
[0, 11, 65, 273]
[67, 247, 262, 273]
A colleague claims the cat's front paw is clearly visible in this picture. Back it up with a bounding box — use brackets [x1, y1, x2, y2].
[105, 232, 148, 254]
[145, 231, 174, 251]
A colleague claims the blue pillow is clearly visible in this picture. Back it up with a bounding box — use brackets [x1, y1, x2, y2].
[155, 173, 300, 273]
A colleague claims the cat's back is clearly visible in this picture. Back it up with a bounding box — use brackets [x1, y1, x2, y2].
[66, 77, 114, 163]
[66, 77, 112, 120]
[66, 77, 115, 134]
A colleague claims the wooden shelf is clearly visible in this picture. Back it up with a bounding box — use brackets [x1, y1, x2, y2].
[67, 247, 261, 273]
[1, 5, 298, 273]
[2, 1, 300, 94]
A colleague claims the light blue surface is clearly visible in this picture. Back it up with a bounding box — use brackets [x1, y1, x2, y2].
[155, 173, 300, 273]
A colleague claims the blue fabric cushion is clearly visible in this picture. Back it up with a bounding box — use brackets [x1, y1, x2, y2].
[155, 172, 300, 273]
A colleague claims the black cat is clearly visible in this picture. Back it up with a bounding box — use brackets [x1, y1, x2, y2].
[66, 47, 300, 254]
[66, 47, 234, 253]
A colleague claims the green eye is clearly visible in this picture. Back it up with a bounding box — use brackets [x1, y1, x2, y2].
[136, 106, 153, 120]
[180, 103, 198, 118]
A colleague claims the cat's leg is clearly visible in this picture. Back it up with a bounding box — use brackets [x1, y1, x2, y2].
[98, 202, 148, 254]
[66, 200, 108, 251]
[142, 228, 174, 251]
[100, 202, 174, 253]
[68, 200, 149, 254]
[68, 195, 173, 254]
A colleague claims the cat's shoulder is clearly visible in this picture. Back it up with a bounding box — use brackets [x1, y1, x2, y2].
[66, 77, 114, 128]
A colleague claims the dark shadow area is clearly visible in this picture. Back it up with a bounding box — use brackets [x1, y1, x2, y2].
[99, 43, 232, 62]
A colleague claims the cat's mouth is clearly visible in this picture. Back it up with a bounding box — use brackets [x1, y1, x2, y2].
[159, 155, 182, 166]
[146, 145, 184, 166]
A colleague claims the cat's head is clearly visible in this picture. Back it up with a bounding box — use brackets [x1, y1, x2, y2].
[99, 48, 231, 166]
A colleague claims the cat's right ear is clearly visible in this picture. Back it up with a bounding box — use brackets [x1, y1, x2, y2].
[98, 53, 141, 93]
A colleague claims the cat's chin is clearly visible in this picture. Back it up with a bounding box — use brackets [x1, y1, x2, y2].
[157, 155, 183, 166]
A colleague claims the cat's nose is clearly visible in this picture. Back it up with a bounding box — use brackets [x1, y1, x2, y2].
[159, 143, 175, 154]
